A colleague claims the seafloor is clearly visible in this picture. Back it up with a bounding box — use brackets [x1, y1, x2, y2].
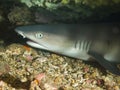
[0, 42, 120, 90]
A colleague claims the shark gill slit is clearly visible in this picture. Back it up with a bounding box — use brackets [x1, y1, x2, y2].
[74, 40, 92, 51]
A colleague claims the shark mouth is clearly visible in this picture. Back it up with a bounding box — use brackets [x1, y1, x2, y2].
[26, 41, 48, 50]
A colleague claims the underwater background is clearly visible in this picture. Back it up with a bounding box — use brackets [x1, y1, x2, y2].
[0, 0, 120, 90]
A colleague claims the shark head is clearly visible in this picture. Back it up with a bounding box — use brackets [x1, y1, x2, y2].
[15, 25, 74, 53]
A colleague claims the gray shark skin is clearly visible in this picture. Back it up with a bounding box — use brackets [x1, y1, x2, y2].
[15, 23, 120, 75]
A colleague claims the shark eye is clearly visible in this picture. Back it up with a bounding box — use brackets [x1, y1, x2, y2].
[35, 33, 43, 39]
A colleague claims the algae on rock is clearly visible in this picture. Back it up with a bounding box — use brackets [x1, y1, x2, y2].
[19, 0, 120, 22]
[8, 7, 34, 25]
[0, 0, 120, 24]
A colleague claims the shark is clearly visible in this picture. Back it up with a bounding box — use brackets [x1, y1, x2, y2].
[15, 23, 120, 75]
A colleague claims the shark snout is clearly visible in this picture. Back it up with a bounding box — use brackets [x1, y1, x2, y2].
[15, 29, 26, 38]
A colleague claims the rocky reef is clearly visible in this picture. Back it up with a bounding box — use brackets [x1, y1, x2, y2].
[0, 0, 120, 25]
[20, 0, 120, 22]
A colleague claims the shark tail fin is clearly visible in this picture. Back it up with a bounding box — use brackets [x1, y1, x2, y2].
[88, 51, 120, 75]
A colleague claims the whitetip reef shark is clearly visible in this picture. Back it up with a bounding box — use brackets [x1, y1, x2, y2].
[15, 23, 120, 75]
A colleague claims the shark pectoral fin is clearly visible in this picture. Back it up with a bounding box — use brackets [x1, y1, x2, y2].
[88, 51, 120, 75]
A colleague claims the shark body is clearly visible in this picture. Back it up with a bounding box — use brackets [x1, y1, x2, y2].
[15, 23, 120, 75]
